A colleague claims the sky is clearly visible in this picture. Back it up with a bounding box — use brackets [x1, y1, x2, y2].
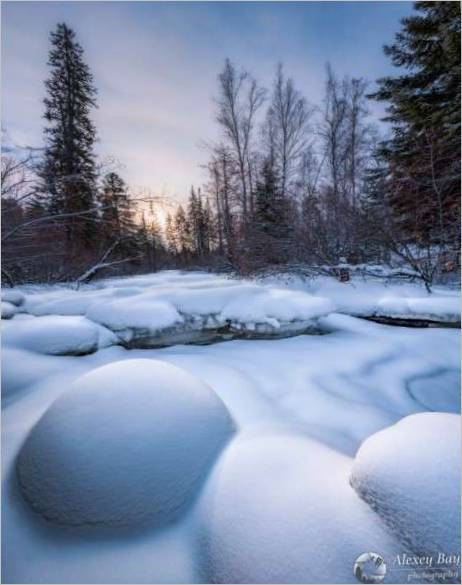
[2, 1, 413, 204]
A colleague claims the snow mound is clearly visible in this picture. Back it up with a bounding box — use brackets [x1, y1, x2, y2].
[1, 301, 17, 319]
[199, 433, 401, 584]
[17, 359, 234, 527]
[2, 316, 105, 355]
[220, 288, 333, 332]
[350, 413, 460, 554]
[86, 297, 183, 344]
[375, 296, 460, 323]
[1, 289, 25, 306]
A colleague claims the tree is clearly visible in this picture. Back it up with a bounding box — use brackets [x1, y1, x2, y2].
[39, 22, 99, 253]
[249, 159, 291, 268]
[165, 212, 177, 255]
[267, 64, 312, 198]
[99, 172, 138, 255]
[370, 2, 460, 251]
[216, 59, 265, 224]
[174, 205, 191, 259]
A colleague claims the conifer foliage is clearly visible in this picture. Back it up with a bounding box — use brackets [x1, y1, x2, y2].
[40, 23, 98, 251]
[371, 2, 461, 245]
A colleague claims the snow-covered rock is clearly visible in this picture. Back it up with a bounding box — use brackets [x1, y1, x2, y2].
[1, 289, 25, 306]
[2, 316, 106, 355]
[1, 301, 17, 319]
[17, 359, 235, 528]
[198, 433, 402, 584]
[350, 413, 460, 554]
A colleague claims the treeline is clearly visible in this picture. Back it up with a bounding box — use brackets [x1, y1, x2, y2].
[2, 24, 166, 285]
[2, 2, 460, 288]
[165, 1, 460, 288]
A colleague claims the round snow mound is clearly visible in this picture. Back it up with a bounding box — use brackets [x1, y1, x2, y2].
[350, 413, 460, 554]
[17, 359, 234, 527]
[1, 301, 16, 320]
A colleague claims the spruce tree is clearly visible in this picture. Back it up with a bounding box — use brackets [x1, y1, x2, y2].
[40, 23, 98, 252]
[251, 159, 290, 266]
[100, 172, 138, 254]
[370, 2, 460, 245]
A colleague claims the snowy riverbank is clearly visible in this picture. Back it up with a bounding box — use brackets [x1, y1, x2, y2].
[2, 271, 460, 583]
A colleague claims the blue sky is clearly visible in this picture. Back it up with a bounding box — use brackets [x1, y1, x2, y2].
[2, 1, 413, 201]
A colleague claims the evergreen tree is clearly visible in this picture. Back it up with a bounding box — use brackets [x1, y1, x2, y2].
[251, 159, 291, 266]
[370, 2, 460, 245]
[174, 205, 191, 259]
[165, 213, 177, 255]
[39, 22, 98, 252]
[100, 172, 138, 254]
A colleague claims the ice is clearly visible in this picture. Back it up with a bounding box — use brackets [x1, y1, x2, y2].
[1, 301, 16, 319]
[198, 432, 403, 584]
[17, 359, 234, 527]
[2, 315, 111, 355]
[350, 413, 460, 554]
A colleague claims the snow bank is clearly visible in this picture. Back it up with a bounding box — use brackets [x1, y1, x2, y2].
[260, 273, 461, 324]
[220, 288, 333, 332]
[1, 301, 17, 319]
[86, 297, 182, 331]
[199, 432, 401, 584]
[17, 359, 234, 527]
[2, 316, 105, 355]
[350, 413, 460, 554]
[375, 296, 460, 323]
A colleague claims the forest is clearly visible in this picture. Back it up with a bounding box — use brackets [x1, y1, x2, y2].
[2, 1, 460, 290]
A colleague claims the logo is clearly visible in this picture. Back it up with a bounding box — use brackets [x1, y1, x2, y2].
[354, 552, 386, 584]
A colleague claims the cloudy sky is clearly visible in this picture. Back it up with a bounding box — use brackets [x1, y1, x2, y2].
[2, 1, 413, 202]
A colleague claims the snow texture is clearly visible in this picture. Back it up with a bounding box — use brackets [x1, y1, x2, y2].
[1, 289, 25, 306]
[350, 413, 461, 554]
[2, 315, 109, 355]
[1, 271, 460, 584]
[17, 359, 234, 527]
[198, 432, 403, 584]
[1, 301, 17, 319]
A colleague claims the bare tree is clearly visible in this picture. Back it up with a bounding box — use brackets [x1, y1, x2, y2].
[269, 64, 313, 198]
[216, 59, 265, 224]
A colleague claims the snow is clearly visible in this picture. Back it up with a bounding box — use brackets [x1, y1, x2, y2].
[220, 288, 333, 331]
[2, 316, 112, 355]
[350, 413, 460, 555]
[259, 272, 461, 323]
[376, 295, 460, 323]
[198, 432, 403, 584]
[17, 359, 234, 528]
[1, 271, 460, 583]
[1, 301, 17, 319]
[86, 297, 183, 339]
[1, 289, 25, 306]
